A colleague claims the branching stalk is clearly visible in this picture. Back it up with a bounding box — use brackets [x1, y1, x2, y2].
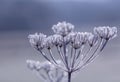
[48, 49, 57, 64]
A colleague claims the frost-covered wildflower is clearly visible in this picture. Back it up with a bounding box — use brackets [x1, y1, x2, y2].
[67, 32, 77, 43]
[68, 32, 90, 49]
[28, 33, 46, 50]
[26, 60, 67, 82]
[94, 26, 117, 40]
[51, 34, 63, 47]
[26, 60, 41, 71]
[28, 22, 117, 82]
[44, 34, 64, 49]
[51, 34, 70, 47]
[45, 36, 55, 49]
[49, 60, 67, 82]
[78, 32, 90, 44]
[52, 21, 74, 36]
[87, 33, 98, 47]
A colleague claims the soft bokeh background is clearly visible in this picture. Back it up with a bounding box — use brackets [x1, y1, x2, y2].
[0, 0, 120, 82]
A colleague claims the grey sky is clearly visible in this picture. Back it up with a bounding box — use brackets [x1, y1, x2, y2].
[0, 0, 120, 31]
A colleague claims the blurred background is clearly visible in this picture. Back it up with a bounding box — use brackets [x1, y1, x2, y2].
[0, 0, 120, 82]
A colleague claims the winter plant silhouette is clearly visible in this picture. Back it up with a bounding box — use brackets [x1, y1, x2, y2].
[27, 21, 117, 82]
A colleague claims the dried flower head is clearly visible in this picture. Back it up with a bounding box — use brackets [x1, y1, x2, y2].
[51, 34, 63, 47]
[45, 35, 55, 49]
[26, 60, 41, 71]
[94, 26, 117, 40]
[87, 33, 98, 47]
[28, 33, 46, 50]
[26, 60, 67, 82]
[52, 21, 74, 36]
[28, 22, 117, 82]
[68, 32, 90, 49]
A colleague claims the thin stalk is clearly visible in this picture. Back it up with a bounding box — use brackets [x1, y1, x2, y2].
[70, 45, 74, 58]
[84, 38, 103, 64]
[63, 38, 69, 70]
[39, 50, 67, 72]
[73, 38, 103, 72]
[71, 49, 77, 68]
[46, 71, 53, 82]
[68, 72, 72, 82]
[82, 46, 92, 60]
[72, 46, 83, 70]
[75, 45, 84, 60]
[48, 49, 57, 64]
[39, 50, 52, 63]
[100, 39, 108, 51]
[87, 39, 108, 64]
[70, 46, 74, 70]
[75, 48, 81, 60]
[56, 46, 66, 67]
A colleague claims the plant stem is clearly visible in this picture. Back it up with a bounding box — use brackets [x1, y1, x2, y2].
[68, 72, 72, 82]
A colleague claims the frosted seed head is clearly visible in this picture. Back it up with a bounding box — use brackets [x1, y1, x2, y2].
[81, 32, 90, 44]
[45, 36, 54, 49]
[26, 60, 54, 72]
[28, 33, 46, 50]
[70, 32, 90, 49]
[26, 60, 35, 70]
[108, 27, 117, 39]
[94, 27, 104, 38]
[52, 21, 74, 36]
[40, 61, 54, 72]
[26, 60, 41, 71]
[48, 60, 67, 82]
[52, 34, 63, 47]
[67, 32, 77, 43]
[26, 60, 66, 82]
[87, 33, 98, 47]
[94, 26, 117, 40]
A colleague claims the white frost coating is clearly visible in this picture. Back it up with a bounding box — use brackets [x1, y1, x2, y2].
[52, 21, 74, 36]
[94, 26, 117, 40]
[51, 34, 63, 47]
[45, 35, 55, 49]
[26, 60, 67, 82]
[26, 60, 41, 70]
[87, 33, 98, 47]
[27, 22, 117, 82]
[28, 33, 46, 50]
[68, 32, 90, 49]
